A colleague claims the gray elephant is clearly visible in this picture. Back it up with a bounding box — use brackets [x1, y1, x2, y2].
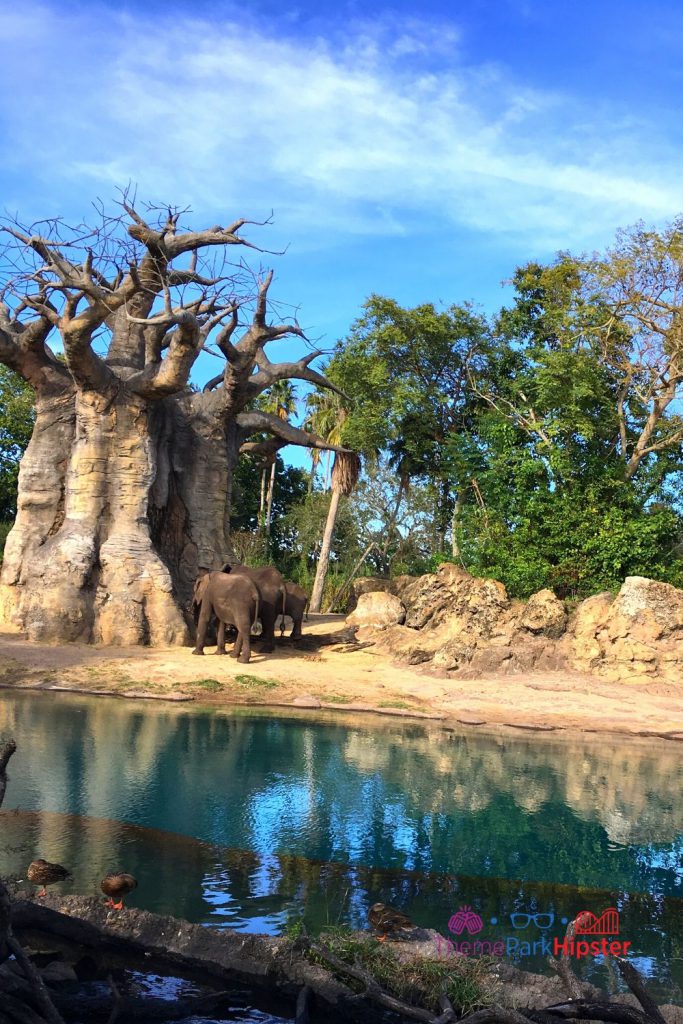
[222, 563, 286, 653]
[192, 571, 259, 663]
[279, 582, 309, 639]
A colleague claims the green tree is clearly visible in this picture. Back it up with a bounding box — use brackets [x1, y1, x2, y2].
[328, 295, 491, 555]
[230, 453, 308, 563]
[455, 255, 683, 597]
[0, 366, 35, 525]
[256, 381, 298, 535]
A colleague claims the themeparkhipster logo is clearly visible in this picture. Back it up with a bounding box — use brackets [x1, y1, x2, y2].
[435, 906, 631, 961]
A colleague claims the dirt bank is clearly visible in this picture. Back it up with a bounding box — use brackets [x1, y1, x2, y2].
[0, 615, 681, 740]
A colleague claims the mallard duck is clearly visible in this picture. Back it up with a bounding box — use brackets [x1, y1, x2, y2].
[101, 872, 137, 910]
[368, 902, 416, 942]
[27, 859, 71, 898]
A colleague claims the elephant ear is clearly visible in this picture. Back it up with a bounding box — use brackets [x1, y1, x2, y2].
[193, 571, 211, 605]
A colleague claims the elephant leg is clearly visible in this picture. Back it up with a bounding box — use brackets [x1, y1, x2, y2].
[291, 615, 303, 640]
[237, 627, 251, 663]
[260, 606, 276, 653]
[216, 620, 227, 655]
[231, 633, 242, 660]
[192, 596, 212, 655]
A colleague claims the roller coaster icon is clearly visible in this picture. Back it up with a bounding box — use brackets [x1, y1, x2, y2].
[573, 908, 620, 935]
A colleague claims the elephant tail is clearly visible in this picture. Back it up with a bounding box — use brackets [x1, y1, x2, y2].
[252, 594, 260, 631]
[304, 598, 309, 622]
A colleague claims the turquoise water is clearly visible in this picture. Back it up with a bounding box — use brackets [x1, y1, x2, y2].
[1, 690, 682, 1002]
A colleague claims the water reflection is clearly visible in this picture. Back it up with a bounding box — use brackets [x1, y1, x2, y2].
[0, 691, 682, 1000]
[1, 809, 681, 1001]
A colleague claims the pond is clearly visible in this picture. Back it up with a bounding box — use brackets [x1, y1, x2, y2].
[0, 690, 682, 1007]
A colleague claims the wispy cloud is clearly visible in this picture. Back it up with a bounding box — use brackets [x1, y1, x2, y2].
[0, 3, 680, 252]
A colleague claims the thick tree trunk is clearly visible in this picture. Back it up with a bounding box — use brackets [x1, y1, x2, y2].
[309, 487, 340, 613]
[0, 203, 342, 646]
[0, 388, 237, 646]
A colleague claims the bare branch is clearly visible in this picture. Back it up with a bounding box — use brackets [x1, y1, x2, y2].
[246, 351, 348, 401]
[236, 410, 347, 452]
[128, 317, 201, 397]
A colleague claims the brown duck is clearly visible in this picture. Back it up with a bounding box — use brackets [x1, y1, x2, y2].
[101, 872, 137, 910]
[368, 902, 416, 942]
[27, 859, 71, 898]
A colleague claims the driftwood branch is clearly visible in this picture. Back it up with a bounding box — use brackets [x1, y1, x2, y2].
[614, 959, 667, 1024]
[548, 919, 586, 1001]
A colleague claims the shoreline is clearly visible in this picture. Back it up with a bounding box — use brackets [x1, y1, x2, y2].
[0, 616, 681, 742]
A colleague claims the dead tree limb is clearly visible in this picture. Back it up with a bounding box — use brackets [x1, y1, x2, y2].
[614, 958, 667, 1024]
[548, 919, 585, 1001]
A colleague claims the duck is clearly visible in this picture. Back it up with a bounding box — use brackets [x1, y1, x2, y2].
[101, 872, 137, 910]
[27, 859, 71, 898]
[368, 902, 417, 942]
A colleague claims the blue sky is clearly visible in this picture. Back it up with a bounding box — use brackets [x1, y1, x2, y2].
[1, 0, 681, 462]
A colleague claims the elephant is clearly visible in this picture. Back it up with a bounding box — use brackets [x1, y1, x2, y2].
[192, 571, 260, 663]
[221, 563, 286, 653]
[279, 582, 309, 639]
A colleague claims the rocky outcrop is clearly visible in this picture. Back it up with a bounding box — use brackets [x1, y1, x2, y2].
[347, 567, 683, 684]
[569, 576, 683, 683]
[346, 592, 406, 629]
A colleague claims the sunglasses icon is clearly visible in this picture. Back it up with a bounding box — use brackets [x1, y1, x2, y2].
[510, 912, 555, 929]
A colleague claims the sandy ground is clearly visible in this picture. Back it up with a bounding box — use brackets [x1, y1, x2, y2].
[0, 614, 681, 740]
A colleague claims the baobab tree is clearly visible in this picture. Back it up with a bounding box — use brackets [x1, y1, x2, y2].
[0, 198, 341, 645]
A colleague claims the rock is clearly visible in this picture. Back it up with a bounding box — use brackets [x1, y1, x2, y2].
[352, 576, 392, 597]
[390, 574, 419, 599]
[347, 576, 392, 610]
[570, 577, 683, 683]
[291, 695, 322, 708]
[346, 592, 406, 629]
[520, 589, 567, 638]
[569, 592, 614, 671]
[40, 960, 78, 983]
[402, 563, 508, 636]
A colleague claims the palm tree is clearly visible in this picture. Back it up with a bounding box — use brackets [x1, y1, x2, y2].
[258, 382, 297, 536]
[309, 449, 361, 613]
[304, 388, 346, 491]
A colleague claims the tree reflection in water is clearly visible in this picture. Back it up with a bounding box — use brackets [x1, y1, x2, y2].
[0, 692, 681, 1001]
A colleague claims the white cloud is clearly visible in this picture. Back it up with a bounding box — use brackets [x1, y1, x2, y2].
[0, 3, 681, 252]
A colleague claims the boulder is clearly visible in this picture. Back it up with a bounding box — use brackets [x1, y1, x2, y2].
[346, 592, 406, 629]
[569, 577, 683, 682]
[347, 576, 392, 612]
[352, 576, 392, 598]
[569, 592, 614, 669]
[401, 563, 508, 637]
[520, 589, 567, 639]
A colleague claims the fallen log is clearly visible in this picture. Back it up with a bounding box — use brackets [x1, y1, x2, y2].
[10, 895, 388, 1024]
